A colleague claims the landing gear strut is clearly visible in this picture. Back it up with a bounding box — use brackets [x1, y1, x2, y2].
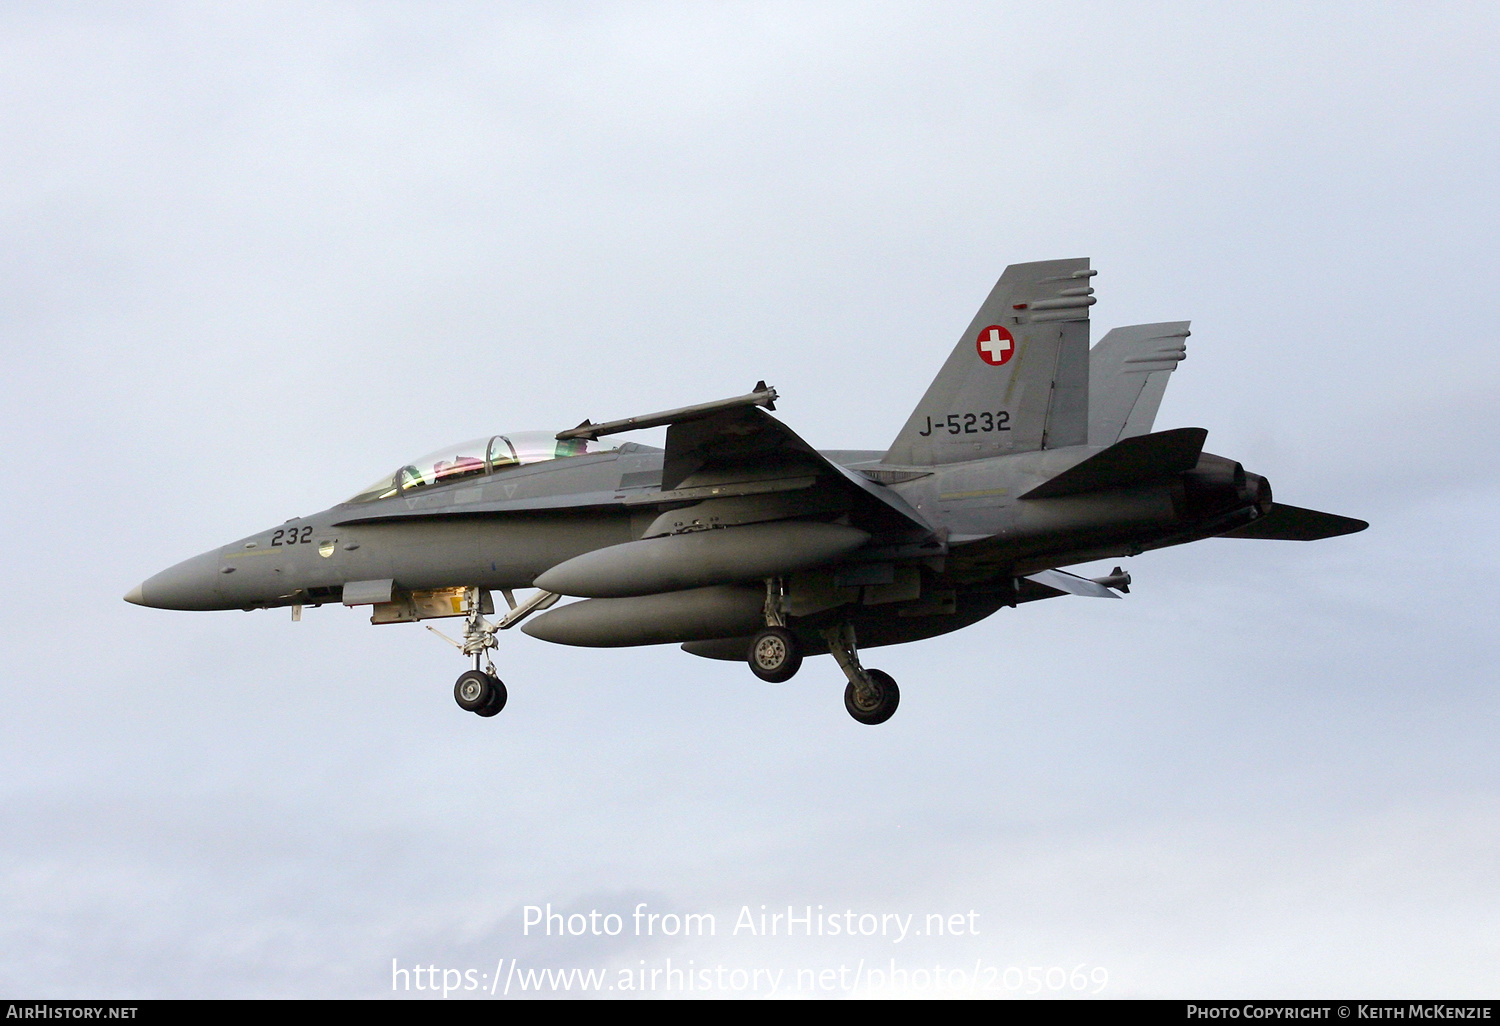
[820, 621, 900, 725]
[448, 606, 506, 717]
[427, 587, 557, 718]
[747, 577, 802, 682]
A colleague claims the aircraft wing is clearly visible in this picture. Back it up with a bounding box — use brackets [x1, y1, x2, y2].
[561, 381, 933, 539]
[653, 404, 936, 539]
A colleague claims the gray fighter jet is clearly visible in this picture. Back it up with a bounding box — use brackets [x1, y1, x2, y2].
[126, 258, 1366, 724]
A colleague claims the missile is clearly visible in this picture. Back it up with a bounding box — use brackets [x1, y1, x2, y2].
[533, 521, 870, 598]
[522, 584, 764, 647]
[1091, 566, 1131, 593]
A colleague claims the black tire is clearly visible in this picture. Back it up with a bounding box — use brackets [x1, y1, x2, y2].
[454, 669, 494, 713]
[747, 627, 802, 683]
[844, 669, 899, 725]
[476, 677, 508, 717]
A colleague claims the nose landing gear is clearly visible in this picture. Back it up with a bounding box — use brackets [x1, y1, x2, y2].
[428, 587, 558, 718]
[454, 669, 507, 717]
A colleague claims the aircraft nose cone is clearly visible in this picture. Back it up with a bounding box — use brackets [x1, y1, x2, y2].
[126, 547, 227, 610]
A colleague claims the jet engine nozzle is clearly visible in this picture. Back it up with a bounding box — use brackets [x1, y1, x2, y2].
[1242, 472, 1273, 516]
[1179, 454, 1257, 519]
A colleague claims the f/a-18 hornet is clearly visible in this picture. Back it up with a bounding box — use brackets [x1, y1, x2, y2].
[127, 259, 1366, 724]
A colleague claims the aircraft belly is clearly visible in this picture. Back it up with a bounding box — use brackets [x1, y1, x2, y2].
[839, 592, 1010, 649]
[680, 591, 1010, 660]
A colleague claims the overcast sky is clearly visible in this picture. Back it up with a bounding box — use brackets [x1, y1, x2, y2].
[3, 2, 1498, 999]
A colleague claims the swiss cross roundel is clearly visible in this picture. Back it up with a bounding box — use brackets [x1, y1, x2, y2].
[975, 324, 1015, 366]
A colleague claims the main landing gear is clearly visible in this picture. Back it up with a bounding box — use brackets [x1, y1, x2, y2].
[748, 626, 802, 683]
[744, 578, 900, 724]
[843, 668, 899, 726]
[822, 621, 899, 725]
[747, 577, 803, 683]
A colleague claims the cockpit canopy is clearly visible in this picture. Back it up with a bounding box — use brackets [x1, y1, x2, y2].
[347, 431, 612, 503]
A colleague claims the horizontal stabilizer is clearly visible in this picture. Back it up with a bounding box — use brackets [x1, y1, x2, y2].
[1217, 504, 1368, 541]
[1020, 427, 1208, 500]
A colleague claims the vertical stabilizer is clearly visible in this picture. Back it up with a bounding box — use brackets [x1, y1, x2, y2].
[1087, 322, 1189, 446]
[883, 258, 1095, 466]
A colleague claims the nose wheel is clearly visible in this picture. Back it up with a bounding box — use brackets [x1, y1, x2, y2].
[454, 669, 507, 717]
[425, 587, 555, 719]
